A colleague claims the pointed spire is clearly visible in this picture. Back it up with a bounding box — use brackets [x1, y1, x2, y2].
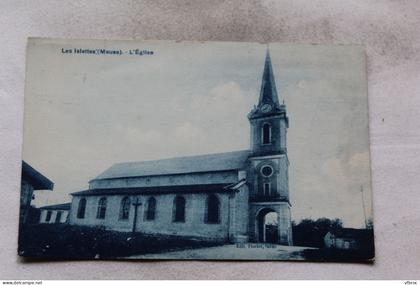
[258, 48, 280, 107]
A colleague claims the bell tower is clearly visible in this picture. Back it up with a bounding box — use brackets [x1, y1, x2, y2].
[247, 49, 292, 245]
[248, 49, 289, 156]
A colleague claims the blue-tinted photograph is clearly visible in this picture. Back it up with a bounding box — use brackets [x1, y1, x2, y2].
[19, 39, 374, 262]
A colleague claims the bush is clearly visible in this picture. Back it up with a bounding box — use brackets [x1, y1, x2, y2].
[301, 247, 375, 263]
[18, 224, 222, 259]
[292, 218, 343, 248]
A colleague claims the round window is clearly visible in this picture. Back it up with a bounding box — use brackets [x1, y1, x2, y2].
[261, 165, 273, 177]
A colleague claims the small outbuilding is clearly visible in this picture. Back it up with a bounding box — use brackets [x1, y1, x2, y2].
[39, 203, 71, 224]
[324, 228, 372, 250]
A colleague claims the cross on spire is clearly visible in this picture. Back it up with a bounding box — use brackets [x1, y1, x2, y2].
[258, 48, 281, 107]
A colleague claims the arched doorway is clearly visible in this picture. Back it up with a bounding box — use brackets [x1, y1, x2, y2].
[257, 208, 279, 243]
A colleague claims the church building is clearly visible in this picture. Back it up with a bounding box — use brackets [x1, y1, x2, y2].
[69, 50, 293, 245]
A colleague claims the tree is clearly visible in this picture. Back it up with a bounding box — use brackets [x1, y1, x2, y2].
[292, 217, 343, 248]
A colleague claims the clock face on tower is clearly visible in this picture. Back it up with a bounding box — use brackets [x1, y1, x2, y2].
[260, 103, 272, 113]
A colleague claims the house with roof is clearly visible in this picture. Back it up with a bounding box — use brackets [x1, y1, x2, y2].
[20, 161, 54, 224]
[324, 228, 373, 250]
[68, 50, 293, 245]
[39, 203, 71, 224]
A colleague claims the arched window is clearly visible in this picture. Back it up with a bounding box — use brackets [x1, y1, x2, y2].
[119, 197, 130, 220]
[96, 197, 107, 219]
[262, 123, 271, 144]
[77, 198, 86, 219]
[145, 197, 156, 220]
[173, 196, 186, 222]
[205, 194, 220, 224]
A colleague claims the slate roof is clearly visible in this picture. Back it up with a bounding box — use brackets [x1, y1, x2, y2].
[247, 50, 288, 120]
[39, 202, 71, 210]
[93, 150, 251, 180]
[21, 161, 54, 190]
[258, 49, 280, 107]
[71, 184, 234, 196]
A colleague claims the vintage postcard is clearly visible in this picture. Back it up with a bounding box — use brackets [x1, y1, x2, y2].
[19, 38, 374, 262]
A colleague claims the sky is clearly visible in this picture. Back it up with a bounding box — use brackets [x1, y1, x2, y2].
[23, 39, 372, 228]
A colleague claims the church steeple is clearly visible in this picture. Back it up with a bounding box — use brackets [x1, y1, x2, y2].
[258, 49, 280, 108]
[246, 48, 292, 246]
[248, 48, 289, 155]
[248, 48, 286, 119]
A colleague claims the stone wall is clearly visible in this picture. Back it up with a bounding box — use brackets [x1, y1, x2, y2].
[69, 192, 236, 241]
[39, 209, 69, 224]
[250, 115, 287, 156]
[248, 202, 292, 245]
[233, 183, 249, 239]
[248, 154, 288, 198]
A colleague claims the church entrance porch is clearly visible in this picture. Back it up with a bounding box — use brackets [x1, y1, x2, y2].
[257, 208, 278, 243]
[249, 202, 292, 245]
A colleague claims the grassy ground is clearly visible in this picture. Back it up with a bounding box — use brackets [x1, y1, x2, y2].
[18, 223, 222, 260]
[18, 224, 374, 262]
